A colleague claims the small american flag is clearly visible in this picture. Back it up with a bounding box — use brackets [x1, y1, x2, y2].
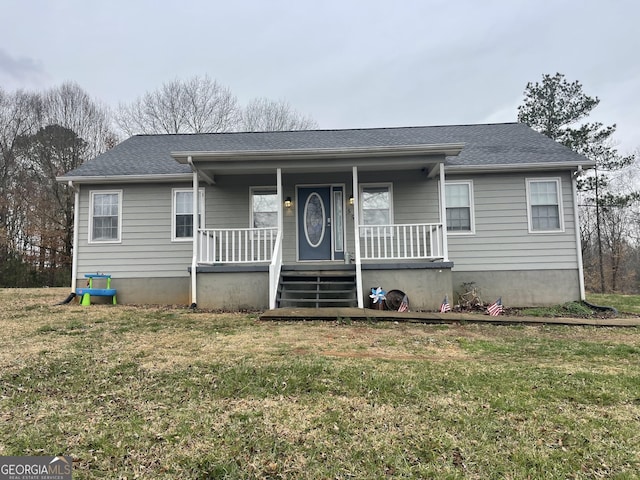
[398, 295, 409, 312]
[487, 297, 503, 316]
[440, 295, 451, 313]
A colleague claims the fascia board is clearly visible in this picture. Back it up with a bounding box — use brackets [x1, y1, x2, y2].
[445, 161, 596, 174]
[56, 173, 193, 184]
[190, 155, 446, 173]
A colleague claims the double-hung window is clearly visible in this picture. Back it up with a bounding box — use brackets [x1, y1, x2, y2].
[526, 178, 563, 232]
[445, 181, 474, 233]
[89, 191, 121, 243]
[360, 183, 393, 235]
[251, 188, 278, 228]
[172, 188, 204, 241]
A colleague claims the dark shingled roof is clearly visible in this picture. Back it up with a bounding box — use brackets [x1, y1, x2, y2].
[61, 123, 590, 178]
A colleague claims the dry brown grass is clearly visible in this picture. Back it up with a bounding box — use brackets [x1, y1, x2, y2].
[1, 288, 639, 479]
[2, 287, 636, 373]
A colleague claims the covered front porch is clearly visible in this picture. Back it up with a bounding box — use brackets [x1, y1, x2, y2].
[172, 142, 463, 310]
[195, 220, 449, 309]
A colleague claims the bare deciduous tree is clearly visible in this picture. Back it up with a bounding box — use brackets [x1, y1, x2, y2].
[44, 81, 118, 157]
[182, 76, 241, 133]
[240, 97, 318, 132]
[16, 124, 88, 281]
[1, 77, 320, 286]
[115, 75, 241, 135]
[0, 88, 41, 283]
[1, 83, 116, 286]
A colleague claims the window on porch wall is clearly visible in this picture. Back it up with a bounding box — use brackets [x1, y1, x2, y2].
[251, 188, 278, 228]
[360, 184, 393, 231]
[359, 183, 404, 258]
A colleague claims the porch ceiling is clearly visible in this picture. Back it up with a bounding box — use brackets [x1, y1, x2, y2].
[195, 155, 446, 175]
[171, 143, 463, 175]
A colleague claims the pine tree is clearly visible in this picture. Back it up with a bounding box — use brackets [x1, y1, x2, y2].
[518, 73, 637, 292]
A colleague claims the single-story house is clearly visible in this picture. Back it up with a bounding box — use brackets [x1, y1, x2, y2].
[57, 123, 594, 310]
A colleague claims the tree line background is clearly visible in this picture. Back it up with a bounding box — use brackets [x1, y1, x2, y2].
[1, 74, 638, 294]
[0, 76, 316, 287]
[518, 73, 639, 295]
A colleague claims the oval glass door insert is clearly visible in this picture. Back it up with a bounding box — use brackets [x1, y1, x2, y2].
[304, 193, 326, 247]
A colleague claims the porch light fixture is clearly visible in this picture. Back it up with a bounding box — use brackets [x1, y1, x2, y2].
[284, 197, 292, 208]
[349, 195, 354, 205]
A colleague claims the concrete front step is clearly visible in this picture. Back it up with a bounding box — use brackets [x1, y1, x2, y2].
[277, 269, 358, 308]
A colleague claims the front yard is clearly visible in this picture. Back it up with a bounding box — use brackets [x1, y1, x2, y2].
[1, 288, 639, 478]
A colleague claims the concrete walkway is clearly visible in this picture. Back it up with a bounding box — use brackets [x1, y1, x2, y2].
[260, 307, 640, 327]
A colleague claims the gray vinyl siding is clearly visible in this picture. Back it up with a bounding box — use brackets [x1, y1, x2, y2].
[384, 170, 440, 224]
[77, 183, 193, 278]
[76, 170, 579, 279]
[204, 175, 256, 230]
[446, 172, 578, 271]
[200, 174, 284, 261]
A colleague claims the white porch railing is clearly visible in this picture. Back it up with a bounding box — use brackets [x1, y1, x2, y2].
[358, 223, 445, 260]
[198, 227, 279, 264]
[199, 224, 444, 263]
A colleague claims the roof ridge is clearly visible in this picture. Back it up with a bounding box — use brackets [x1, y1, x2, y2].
[132, 122, 523, 138]
[61, 122, 592, 181]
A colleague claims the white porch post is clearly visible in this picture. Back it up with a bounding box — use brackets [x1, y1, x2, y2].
[277, 168, 283, 231]
[439, 162, 449, 262]
[352, 166, 364, 308]
[268, 168, 284, 309]
[572, 171, 586, 300]
[189, 156, 199, 307]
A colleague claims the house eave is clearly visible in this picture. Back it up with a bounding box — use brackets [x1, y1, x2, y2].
[171, 143, 466, 163]
[56, 173, 193, 184]
[445, 160, 596, 174]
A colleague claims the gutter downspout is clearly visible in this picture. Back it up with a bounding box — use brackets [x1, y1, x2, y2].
[439, 163, 449, 262]
[58, 181, 79, 305]
[71, 182, 80, 292]
[572, 168, 586, 300]
[188, 156, 198, 308]
[352, 166, 364, 308]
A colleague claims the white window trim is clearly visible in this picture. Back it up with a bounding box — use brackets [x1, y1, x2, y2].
[525, 177, 565, 233]
[89, 190, 122, 244]
[249, 186, 278, 229]
[445, 180, 475, 235]
[172, 188, 205, 242]
[359, 182, 394, 226]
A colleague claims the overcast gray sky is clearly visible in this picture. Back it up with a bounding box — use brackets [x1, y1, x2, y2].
[1, 0, 638, 153]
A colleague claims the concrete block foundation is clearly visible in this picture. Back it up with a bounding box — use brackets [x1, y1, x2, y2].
[451, 269, 581, 307]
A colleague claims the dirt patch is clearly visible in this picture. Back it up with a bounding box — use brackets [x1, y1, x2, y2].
[318, 347, 468, 362]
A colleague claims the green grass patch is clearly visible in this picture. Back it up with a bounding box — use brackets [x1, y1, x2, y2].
[1, 288, 639, 479]
[521, 301, 594, 317]
[587, 292, 640, 314]
[36, 324, 58, 334]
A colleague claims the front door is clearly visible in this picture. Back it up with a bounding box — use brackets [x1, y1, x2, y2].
[298, 186, 343, 261]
